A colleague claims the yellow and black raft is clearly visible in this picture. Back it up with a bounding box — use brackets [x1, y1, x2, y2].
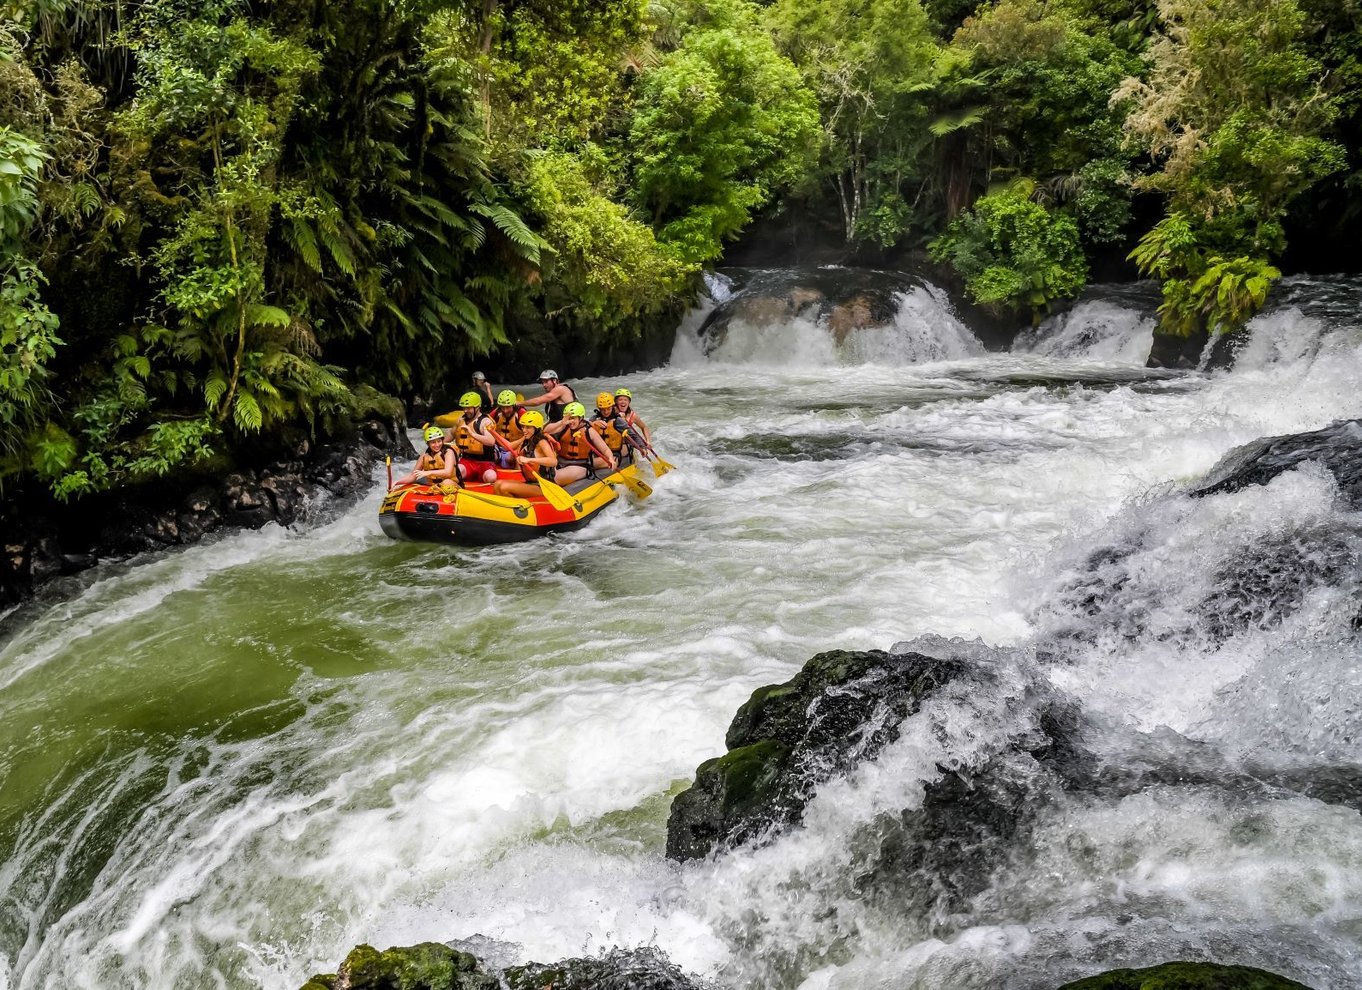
[379, 463, 654, 545]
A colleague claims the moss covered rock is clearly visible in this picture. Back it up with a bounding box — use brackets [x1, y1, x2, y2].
[304, 941, 497, 990]
[1057, 961, 1314, 990]
[304, 943, 704, 990]
[666, 649, 970, 860]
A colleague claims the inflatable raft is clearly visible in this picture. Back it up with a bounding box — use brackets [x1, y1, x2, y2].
[378, 463, 650, 544]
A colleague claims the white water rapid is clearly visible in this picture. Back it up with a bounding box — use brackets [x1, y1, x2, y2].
[3, 275, 1362, 989]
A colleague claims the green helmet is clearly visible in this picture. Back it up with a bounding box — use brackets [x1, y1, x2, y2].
[497, 389, 518, 406]
[614, 388, 633, 399]
[459, 391, 482, 408]
[520, 410, 546, 431]
[423, 426, 445, 443]
[564, 401, 586, 418]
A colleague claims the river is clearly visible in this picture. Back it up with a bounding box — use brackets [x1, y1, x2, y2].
[3, 272, 1362, 989]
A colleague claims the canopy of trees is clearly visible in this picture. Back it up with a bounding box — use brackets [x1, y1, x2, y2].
[2, 0, 1358, 499]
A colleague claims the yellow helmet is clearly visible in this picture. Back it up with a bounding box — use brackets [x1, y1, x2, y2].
[423, 426, 444, 443]
[614, 388, 633, 399]
[596, 391, 614, 410]
[459, 391, 482, 408]
[520, 410, 546, 431]
[497, 389, 518, 406]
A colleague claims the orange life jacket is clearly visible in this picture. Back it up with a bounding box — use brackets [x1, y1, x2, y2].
[591, 412, 629, 454]
[417, 445, 450, 472]
[557, 423, 596, 463]
[493, 405, 527, 442]
[454, 414, 492, 456]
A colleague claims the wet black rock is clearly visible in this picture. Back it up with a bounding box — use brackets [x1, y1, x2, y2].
[299, 943, 707, 990]
[663, 639, 1362, 936]
[1189, 419, 1362, 505]
[505, 948, 706, 990]
[1146, 329, 1208, 369]
[698, 267, 932, 353]
[1036, 420, 1362, 653]
[666, 649, 970, 861]
[1056, 960, 1314, 989]
[1, 412, 411, 610]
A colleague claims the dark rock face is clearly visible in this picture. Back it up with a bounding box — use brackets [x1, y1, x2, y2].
[300, 943, 706, 990]
[505, 948, 705, 990]
[1056, 961, 1314, 990]
[698, 268, 931, 353]
[666, 649, 971, 861]
[664, 640, 1362, 932]
[1145, 329, 1208, 369]
[1035, 420, 1362, 654]
[0, 414, 412, 610]
[1188, 419, 1362, 505]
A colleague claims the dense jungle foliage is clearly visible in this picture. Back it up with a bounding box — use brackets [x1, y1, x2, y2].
[1, 0, 1359, 499]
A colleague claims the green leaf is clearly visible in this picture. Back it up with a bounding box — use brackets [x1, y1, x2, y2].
[232, 391, 263, 432]
[244, 304, 292, 328]
[204, 370, 228, 409]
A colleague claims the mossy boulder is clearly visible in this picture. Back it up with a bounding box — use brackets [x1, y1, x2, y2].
[1057, 961, 1314, 990]
[303, 941, 497, 990]
[666, 649, 970, 860]
[304, 943, 706, 990]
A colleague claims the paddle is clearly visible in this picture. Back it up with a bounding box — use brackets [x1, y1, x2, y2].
[386, 456, 392, 491]
[515, 446, 578, 512]
[533, 469, 579, 512]
[641, 440, 675, 475]
[603, 467, 653, 499]
[624, 427, 674, 477]
[649, 453, 675, 475]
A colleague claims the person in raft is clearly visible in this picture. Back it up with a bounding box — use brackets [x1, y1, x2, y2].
[393, 426, 457, 488]
[451, 391, 499, 483]
[521, 369, 576, 422]
[493, 411, 557, 498]
[546, 401, 616, 481]
[490, 389, 528, 466]
[469, 370, 496, 412]
[613, 387, 651, 446]
[589, 391, 635, 467]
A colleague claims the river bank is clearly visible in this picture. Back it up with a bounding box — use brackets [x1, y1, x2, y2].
[0, 414, 411, 615]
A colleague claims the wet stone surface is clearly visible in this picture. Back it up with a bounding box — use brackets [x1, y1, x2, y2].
[0, 416, 412, 610]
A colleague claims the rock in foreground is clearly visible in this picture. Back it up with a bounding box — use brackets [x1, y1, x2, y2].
[299, 943, 706, 990]
[1057, 961, 1314, 990]
[1189, 419, 1362, 504]
[505, 947, 704, 990]
[299, 942, 495, 990]
[666, 649, 970, 861]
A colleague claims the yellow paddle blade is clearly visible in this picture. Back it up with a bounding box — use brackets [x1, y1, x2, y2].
[604, 469, 652, 499]
[536, 473, 580, 513]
